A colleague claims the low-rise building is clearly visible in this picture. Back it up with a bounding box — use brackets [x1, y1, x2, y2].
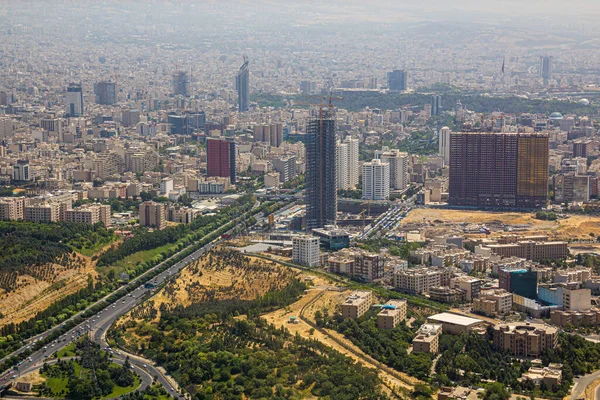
[312, 226, 350, 250]
[393, 267, 452, 295]
[429, 287, 463, 303]
[377, 300, 407, 329]
[65, 204, 111, 226]
[327, 248, 384, 282]
[538, 284, 591, 311]
[427, 312, 485, 335]
[413, 323, 442, 353]
[341, 290, 373, 319]
[493, 323, 558, 357]
[486, 240, 568, 261]
[473, 289, 513, 316]
[438, 386, 475, 400]
[550, 308, 600, 327]
[521, 363, 563, 390]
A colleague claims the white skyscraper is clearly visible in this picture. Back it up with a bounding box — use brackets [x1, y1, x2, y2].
[362, 159, 390, 200]
[336, 136, 360, 190]
[439, 126, 451, 167]
[336, 141, 349, 190]
[379, 149, 409, 190]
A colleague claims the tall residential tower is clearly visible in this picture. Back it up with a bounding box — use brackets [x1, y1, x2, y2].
[207, 137, 237, 184]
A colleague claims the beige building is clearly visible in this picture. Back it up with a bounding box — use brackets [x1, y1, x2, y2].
[412, 323, 442, 353]
[139, 201, 167, 229]
[486, 240, 568, 261]
[550, 308, 600, 327]
[328, 248, 384, 282]
[341, 291, 373, 320]
[393, 267, 452, 294]
[493, 323, 558, 357]
[0, 197, 28, 220]
[377, 300, 407, 329]
[24, 202, 60, 222]
[521, 363, 562, 390]
[473, 289, 513, 316]
[65, 204, 111, 226]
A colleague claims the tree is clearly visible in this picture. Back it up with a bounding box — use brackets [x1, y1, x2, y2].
[483, 382, 510, 400]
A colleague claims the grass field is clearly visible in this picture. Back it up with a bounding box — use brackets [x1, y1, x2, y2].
[43, 363, 81, 396]
[104, 374, 140, 399]
[55, 342, 77, 358]
[72, 235, 117, 257]
[101, 243, 177, 278]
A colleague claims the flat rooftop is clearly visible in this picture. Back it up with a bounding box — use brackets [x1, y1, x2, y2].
[428, 312, 483, 326]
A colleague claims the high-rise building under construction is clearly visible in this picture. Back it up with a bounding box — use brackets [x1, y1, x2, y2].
[449, 132, 548, 208]
[172, 71, 189, 97]
[305, 108, 337, 230]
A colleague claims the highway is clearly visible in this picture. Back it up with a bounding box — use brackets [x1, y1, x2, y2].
[0, 202, 269, 398]
[0, 200, 280, 398]
[0, 236, 223, 398]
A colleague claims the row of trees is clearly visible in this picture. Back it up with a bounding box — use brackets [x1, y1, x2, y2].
[97, 195, 256, 267]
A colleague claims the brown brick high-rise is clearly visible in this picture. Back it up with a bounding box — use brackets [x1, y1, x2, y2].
[449, 132, 548, 208]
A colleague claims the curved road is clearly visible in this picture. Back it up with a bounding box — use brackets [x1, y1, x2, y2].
[0, 234, 224, 399]
[15, 356, 154, 400]
[0, 200, 294, 398]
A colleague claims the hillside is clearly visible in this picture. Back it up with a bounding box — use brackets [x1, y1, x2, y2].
[0, 221, 114, 328]
[109, 249, 388, 398]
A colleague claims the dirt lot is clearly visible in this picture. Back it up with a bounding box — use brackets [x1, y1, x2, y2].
[402, 208, 600, 241]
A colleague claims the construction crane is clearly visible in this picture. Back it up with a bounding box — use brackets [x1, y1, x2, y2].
[360, 201, 371, 231]
[289, 93, 344, 109]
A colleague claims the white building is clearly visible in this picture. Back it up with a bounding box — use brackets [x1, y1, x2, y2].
[292, 235, 320, 267]
[362, 159, 390, 200]
[439, 126, 451, 167]
[336, 136, 359, 190]
[159, 178, 174, 196]
[380, 149, 409, 190]
[13, 161, 31, 181]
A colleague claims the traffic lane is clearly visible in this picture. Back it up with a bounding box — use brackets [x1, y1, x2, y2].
[3, 235, 225, 392]
[13, 354, 155, 398]
[1, 230, 217, 364]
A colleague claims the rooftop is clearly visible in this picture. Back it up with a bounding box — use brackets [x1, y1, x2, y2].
[428, 312, 484, 326]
